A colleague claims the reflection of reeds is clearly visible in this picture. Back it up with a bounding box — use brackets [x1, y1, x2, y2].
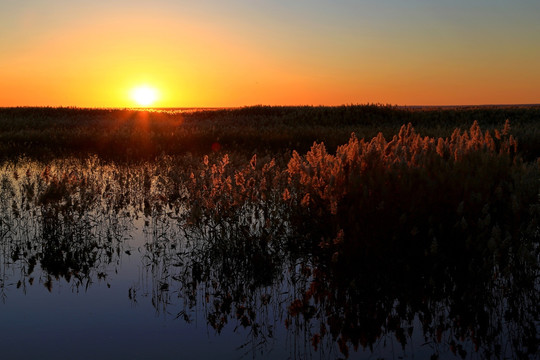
[0, 158, 133, 293]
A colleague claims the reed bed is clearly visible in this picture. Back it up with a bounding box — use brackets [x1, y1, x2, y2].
[1, 105, 540, 160]
[0, 118, 538, 358]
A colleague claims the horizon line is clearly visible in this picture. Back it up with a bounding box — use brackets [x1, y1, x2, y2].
[1, 103, 540, 110]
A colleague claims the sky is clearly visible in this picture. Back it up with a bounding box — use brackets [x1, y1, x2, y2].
[1, 0, 539, 107]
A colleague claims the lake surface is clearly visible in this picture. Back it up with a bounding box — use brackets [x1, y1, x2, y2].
[0, 159, 538, 359]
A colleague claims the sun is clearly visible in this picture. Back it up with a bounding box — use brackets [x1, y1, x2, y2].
[130, 86, 159, 107]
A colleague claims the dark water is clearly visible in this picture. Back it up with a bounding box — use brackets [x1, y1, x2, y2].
[0, 162, 538, 359]
[1, 214, 538, 360]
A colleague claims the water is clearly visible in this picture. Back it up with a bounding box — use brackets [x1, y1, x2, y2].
[0, 159, 538, 359]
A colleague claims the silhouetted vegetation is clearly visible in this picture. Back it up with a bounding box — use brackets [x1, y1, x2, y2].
[1, 105, 540, 160]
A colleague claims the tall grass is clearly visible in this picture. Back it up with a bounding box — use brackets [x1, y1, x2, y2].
[1, 105, 540, 160]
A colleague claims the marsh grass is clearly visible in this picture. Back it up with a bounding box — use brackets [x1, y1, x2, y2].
[1, 105, 540, 161]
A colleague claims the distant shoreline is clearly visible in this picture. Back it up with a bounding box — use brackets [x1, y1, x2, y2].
[1, 103, 540, 111]
[398, 104, 540, 110]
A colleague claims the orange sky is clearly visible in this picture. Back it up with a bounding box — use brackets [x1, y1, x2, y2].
[1, 1, 539, 107]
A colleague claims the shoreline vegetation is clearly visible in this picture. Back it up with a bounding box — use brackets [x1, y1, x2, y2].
[1, 104, 540, 161]
[1, 105, 539, 358]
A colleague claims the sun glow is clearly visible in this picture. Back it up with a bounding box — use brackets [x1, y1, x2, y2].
[131, 86, 159, 107]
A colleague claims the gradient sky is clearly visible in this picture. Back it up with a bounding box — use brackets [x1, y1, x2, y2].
[1, 0, 539, 107]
